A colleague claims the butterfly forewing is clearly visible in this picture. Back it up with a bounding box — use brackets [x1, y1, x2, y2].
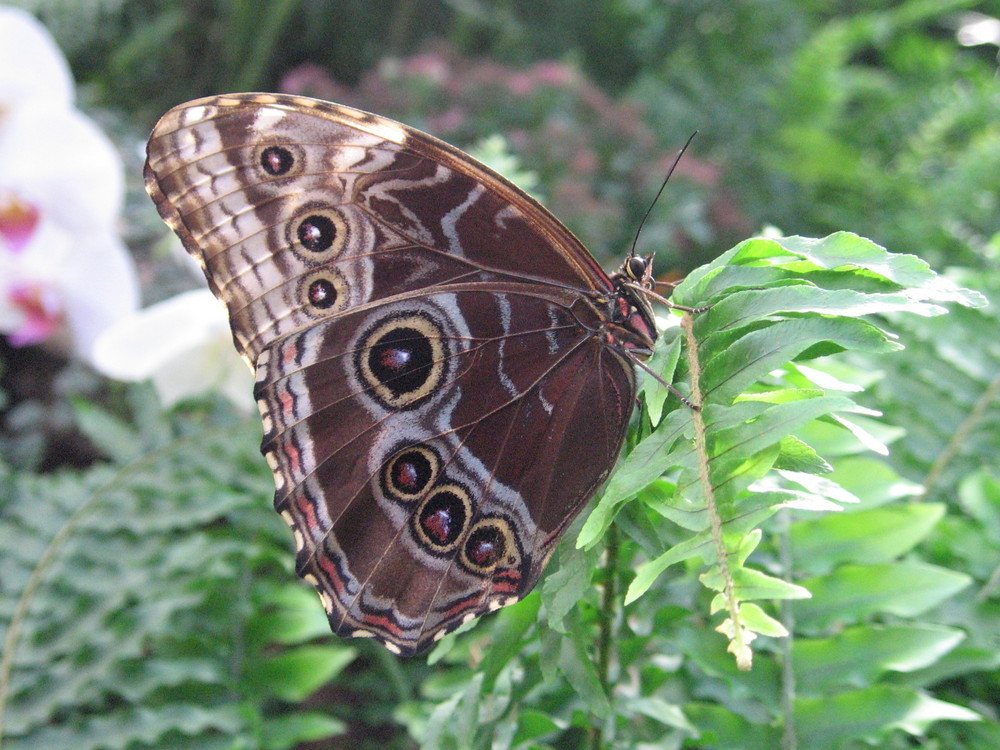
[145, 94, 611, 363]
[145, 93, 649, 655]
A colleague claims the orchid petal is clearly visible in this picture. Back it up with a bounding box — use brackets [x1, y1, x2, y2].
[0, 102, 124, 228]
[0, 7, 74, 109]
[60, 233, 140, 360]
[4, 280, 62, 345]
[0, 192, 40, 253]
[92, 289, 253, 409]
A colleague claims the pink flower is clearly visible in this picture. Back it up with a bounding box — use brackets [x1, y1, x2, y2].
[0, 192, 40, 254]
[3, 280, 61, 346]
[403, 52, 451, 83]
[279, 63, 351, 102]
[506, 73, 536, 97]
[531, 61, 575, 87]
[428, 106, 467, 134]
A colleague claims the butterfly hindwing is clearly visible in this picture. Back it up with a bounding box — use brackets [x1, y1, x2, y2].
[254, 284, 634, 653]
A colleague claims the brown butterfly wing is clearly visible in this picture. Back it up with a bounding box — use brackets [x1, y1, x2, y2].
[255, 284, 634, 653]
[145, 93, 639, 654]
[144, 93, 612, 363]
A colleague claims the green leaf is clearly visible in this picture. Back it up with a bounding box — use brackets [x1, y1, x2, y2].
[616, 493, 671, 555]
[825, 456, 922, 507]
[778, 469, 860, 505]
[738, 602, 788, 637]
[479, 593, 541, 690]
[512, 709, 562, 745]
[703, 566, 811, 602]
[790, 361, 865, 392]
[71, 399, 145, 464]
[690, 441, 782, 508]
[827, 413, 889, 455]
[684, 703, 781, 749]
[791, 503, 946, 573]
[795, 686, 980, 749]
[702, 285, 946, 336]
[772, 435, 833, 473]
[642, 329, 683, 425]
[421, 688, 465, 750]
[542, 543, 598, 632]
[255, 645, 358, 702]
[6, 704, 245, 750]
[627, 696, 697, 733]
[558, 634, 611, 718]
[626, 504, 781, 604]
[625, 537, 711, 604]
[577, 408, 692, 548]
[777, 234, 983, 305]
[958, 470, 1000, 537]
[673, 238, 798, 304]
[794, 624, 966, 695]
[453, 673, 484, 750]
[261, 712, 346, 749]
[795, 562, 972, 631]
[897, 644, 1000, 690]
[747, 469, 859, 513]
[701, 317, 897, 403]
[796, 414, 904, 461]
[711, 395, 857, 466]
[253, 582, 331, 644]
[778, 233, 935, 284]
[674, 232, 985, 310]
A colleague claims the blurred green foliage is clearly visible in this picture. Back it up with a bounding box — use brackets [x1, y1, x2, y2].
[2, 0, 999, 748]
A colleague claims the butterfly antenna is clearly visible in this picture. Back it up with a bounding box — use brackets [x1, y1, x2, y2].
[628, 131, 699, 260]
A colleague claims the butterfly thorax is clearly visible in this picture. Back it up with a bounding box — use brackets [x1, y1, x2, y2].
[608, 254, 658, 361]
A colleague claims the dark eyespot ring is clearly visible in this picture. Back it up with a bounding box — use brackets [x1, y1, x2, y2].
[459, 517, 521, 575]
[297, 268, 348, 317]
[298, 214, 336, 252]
[255, 142, 305, 179]
[380, 444, 440, 502]
[260, 145, 295, 176]
[287, 207, 349, 264]
[411, 483, 472, 554]
[355, 311, 448, 410]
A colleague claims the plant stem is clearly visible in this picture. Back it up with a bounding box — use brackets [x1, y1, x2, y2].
[681, 313, 750, 670]
[922, 372, 1000, 501]
[597, 523, 618, 693]
[778, 509, 798, 750]
[590, 523, 619, 750]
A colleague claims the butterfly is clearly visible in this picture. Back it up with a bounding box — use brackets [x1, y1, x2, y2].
[144, 93, 663, 655]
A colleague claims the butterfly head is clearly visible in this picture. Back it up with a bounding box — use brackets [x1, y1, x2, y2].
[609, 254, 658, 360]
[623, 253, 652, 284]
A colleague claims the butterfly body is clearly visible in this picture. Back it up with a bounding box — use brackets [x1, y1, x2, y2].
[145, 93, 658, 655]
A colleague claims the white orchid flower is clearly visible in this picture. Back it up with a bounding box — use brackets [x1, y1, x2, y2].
[92, 289, 254, 410]
[0, 7, 73, 110]
[0, 8, 138, 361]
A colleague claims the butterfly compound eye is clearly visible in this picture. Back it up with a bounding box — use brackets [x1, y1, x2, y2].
[626, 255, 647, 281]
